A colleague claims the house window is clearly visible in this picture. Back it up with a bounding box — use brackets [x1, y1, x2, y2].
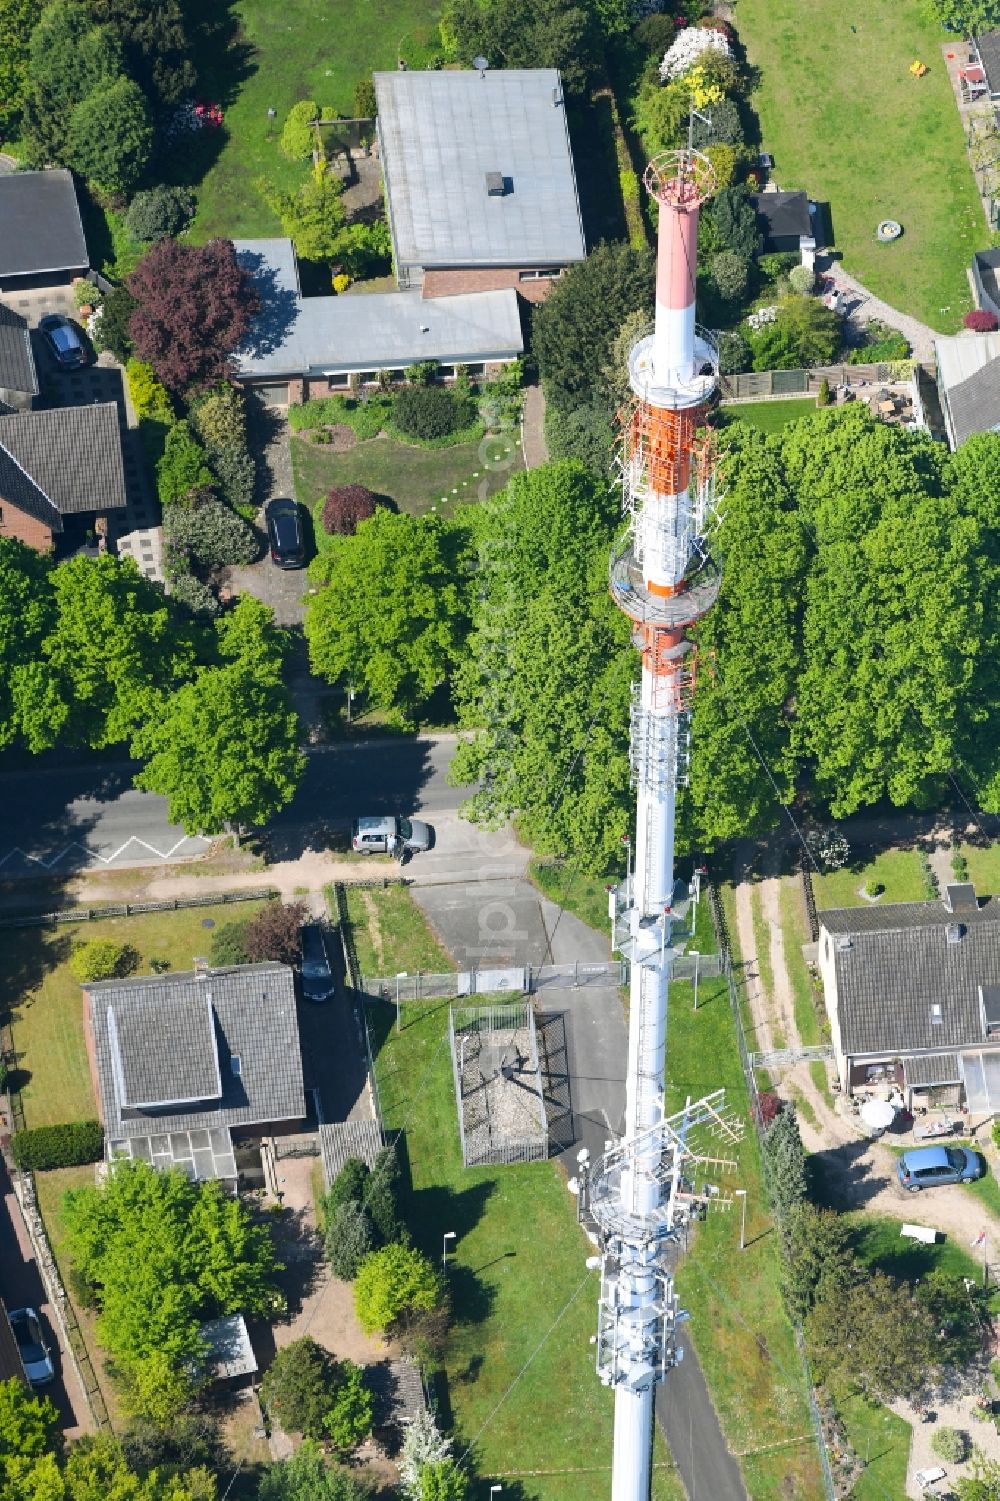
[322, 372, 351, 389]
[231, 1055, 242, 1077]
[466, 364, 486, 377]
[519, 268, 561, 282]
[357, 371, 378, 385]
[0, 506, 4, 526]
[931, 1003, 943, 1025]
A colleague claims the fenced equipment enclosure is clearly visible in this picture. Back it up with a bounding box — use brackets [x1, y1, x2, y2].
[449, 1002, 549, 1167]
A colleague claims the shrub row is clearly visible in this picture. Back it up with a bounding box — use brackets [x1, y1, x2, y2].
[13, 1121, 105, 1171]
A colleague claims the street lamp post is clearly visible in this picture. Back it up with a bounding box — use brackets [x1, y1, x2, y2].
[691, 950, 700, 1010]
[395, 973, 407, 1033]
[490, 1486, 502, 1501]
[442, 1230, 457, 1270]
[576, 1148, 590, 1224]
[734, 1189, 747, 1251]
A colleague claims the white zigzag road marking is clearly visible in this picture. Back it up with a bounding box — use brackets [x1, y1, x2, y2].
[0, 834, 211, 870]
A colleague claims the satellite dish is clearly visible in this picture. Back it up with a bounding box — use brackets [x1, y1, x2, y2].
[474, 55, 489, 77]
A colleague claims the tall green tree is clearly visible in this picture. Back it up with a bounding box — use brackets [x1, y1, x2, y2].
[532, 242, 654, 415]
[256, 166, 347, 264]
[806, 1271, 938, 1401]
[23, 0, 123, 162]
[442, 0, 603, 94]
[67, 73, 153, 195]
[257, 1442, 372, 1501]
[787, 408, 978, 815]
[0, 539, 55, 751]
[306, 510, 472, 719]
[84, 0, 197, 109]
[0, 0, 43, 132]
[453, 461, 632, 872]
[14, 555, 198, 752]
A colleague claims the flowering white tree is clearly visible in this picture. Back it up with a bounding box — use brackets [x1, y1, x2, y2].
[660, 26, 731, 81]
[400, 1409, 453, 1501]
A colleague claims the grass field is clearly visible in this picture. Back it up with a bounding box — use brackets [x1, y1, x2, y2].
[371, 998, 685, 1501]
[340, 884, 452, 977]
[293, 431, 523, 517]
[2, 901, 268, 1127]
[812, 848, 928, 910]
[191, 0, 442, 241]
[719, 399, 818, 433]
[779, 879, 823, 1046]
[735, 0, 981, 330]
[957, 842, 1000, 897]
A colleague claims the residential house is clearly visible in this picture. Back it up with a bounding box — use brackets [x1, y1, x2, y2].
[971, 30, 1000, 98]
[0, 306, 38, 413]
[233, 237, 523, 405]
[748, 190, 817, 268]
[84, 961, 307, 1187]
[0, 170, 88, 292]
[374, 67, 587, 302]
[0, 403, 127, 553]
[934, 330, 1000, 448]
[818, 883, 1000, 1112]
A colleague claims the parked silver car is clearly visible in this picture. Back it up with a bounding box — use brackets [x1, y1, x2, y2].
[8, 1307, 54, 1386]
[351, 815, 433, 855]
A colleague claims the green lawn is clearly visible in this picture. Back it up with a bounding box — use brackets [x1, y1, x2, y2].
[838, 1393, 911, 1501]
[292, 431, 523, 517]
[2, 901, 268, 1127]
[528, 859, 618, 936]
[850, 1211, 983, 1283]
[736, 0, 981, 331]
[812, 848, 928, 911]
[957, 842, 1000, 897]
[341, 884, 452, 977]
[370, 998, 685, 1501]
[191, 0, 442, 241]
[779, 878, 823, 1046]
[719, 399, 818, 433]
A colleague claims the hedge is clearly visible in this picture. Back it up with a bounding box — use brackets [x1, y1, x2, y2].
[12, 1121, 105, 1171]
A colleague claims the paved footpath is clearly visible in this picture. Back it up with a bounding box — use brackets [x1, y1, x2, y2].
[816, 254, 938, 363]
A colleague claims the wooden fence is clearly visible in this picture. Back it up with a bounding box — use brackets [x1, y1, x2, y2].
[721, 359, 925, 402]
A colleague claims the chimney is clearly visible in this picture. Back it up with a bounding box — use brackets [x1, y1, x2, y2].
[193, 956, 210, 980]
[942, 882, 977, 914]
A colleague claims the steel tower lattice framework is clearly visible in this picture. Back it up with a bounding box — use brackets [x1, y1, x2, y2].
[590, 146, 731, 1501]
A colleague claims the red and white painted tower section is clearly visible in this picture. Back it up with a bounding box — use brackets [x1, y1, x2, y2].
[592, 148, 721, 1501]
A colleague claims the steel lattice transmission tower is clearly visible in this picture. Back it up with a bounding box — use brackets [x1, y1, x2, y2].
[590, 145, 741, 1501]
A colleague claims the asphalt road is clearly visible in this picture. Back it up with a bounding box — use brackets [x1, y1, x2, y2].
[0, 736, 463, 874]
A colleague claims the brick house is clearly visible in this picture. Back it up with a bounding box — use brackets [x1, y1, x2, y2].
[0, 403, 127, 553]
[83, 962, 307, 1187]
[374, 67, 587, 303]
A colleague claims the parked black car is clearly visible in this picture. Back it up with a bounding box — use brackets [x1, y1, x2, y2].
[39, 313, 89, 368]
[265, 498, 306, 568]
[300, 923, 335, 1003]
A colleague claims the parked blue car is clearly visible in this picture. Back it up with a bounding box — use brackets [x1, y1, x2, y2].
[896, 1144, 983, 1192]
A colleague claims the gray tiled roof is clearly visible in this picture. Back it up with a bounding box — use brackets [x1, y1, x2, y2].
[0, 445, 59, 530]
[89, 964, 306, 1139]
[819, 898, 1000, 1055]
[749, 191, 812, 243]
[234, 241, 523, 378]
[374, 69, 586, 270]
[110, 989, 221, 1108]
[320, 1120, 384, 1189]
[904, 1052, 961, 1087]
[0, 306, 38, 395]
[0, 170, 88, 280]
[0, 403, 127, 517]
[977, 29, 1000, 93]
[947, 355, 1000, 445]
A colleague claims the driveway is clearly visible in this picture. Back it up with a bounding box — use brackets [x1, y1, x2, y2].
[0, 1161, 92, 1436]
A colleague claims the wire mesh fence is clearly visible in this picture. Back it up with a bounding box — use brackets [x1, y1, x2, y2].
[449, 1002, 549, 1167]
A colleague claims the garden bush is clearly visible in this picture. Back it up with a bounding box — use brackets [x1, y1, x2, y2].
[73, 279, 100, 311]
[70, 938, 139, 982]
[281, 100, 319, 160]
[354, 1244, 442, 1334]
[788, 264, 815, 295]
[126, 186, 195, 243]
[289, 396, 389, 440]
[965, 308, 999, 332]
[930, 1427, 968, 1463]
[163, 495, 258, 567]
[95, 285, 138, 362]
[326, 1199, 375, 1281]
[260, 1338, 372, 1448]
[12, 1121, 104, 1171]
[711, 250, 749, 302]
[322, 485, 380, 536]
[210, 919, 250, 967]
[848, 322, 911, 364]
[156, 422, 214, 505]
[244, 900, 307, 965]
[717, 329, 751, 374]
[168, 570, 219, 617]
[816, 377, 831, 407]
[191, 385, 255, 514]
[392, 386, 476, 441]
[406, 360, 439, 387]
[353, 77, 376, 118]
[748, 295, 840, 371]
